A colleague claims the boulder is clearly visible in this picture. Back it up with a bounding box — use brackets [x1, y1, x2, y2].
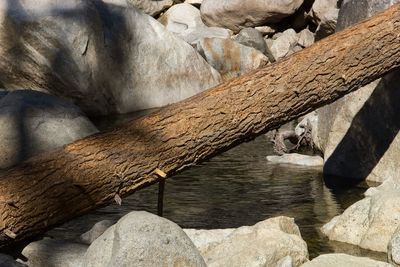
[388, 225, 400, 266]
[158, 3, 231, 45]
[322, 178, 400, 252]
[266, 153, 324, 167]
[19, 239, 88, 267]
[83, 211, 206, 267]
[311, 0, 339, 39]
[233, 28, 267, 54]
[270, 29, 299, 60]
[0, 0, 221, 116]
[0, 90, 98, 169]
[127, 0, 173, 16]
[185, 216, 309, 267]
[200, 0, 304, 33]
[80, 220, 114, 245]
[297, 29, 315, 48]
[315, 0, 400, 184]
[0, 254, 27, 267]
[195, 37, 269, 80]
[300, 253, 391, 267]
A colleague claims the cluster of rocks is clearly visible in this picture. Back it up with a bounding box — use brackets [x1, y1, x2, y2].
[2, 210, 394, 267]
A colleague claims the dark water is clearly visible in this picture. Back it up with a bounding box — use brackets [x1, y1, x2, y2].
[46, 115, 386, 260]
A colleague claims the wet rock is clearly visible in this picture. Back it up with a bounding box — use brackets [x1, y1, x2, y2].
[195, 37, 269, 79]
[83, 211, 206, 267]
[300, 253, 391, 267]
[158, 3, 231, 45]
[19, 239, 88, 267]
[127, 0, 173, 16]
[270, 29, 299, 60]
[185, 216, 309, 267]
[0, 254, 27, 267]
[80, 220, 114, 245]
[388, 225, 400, 266]
[200, 0, 304, 33]
[266, 153, 323, 167]
[311, 0, 339, 39]
[0, 0, 221, 115]
[0, 90, 98, 169]
[322, 178, 400, 252]
[233, 28, 267, 54]
[297, 29, 315, 48]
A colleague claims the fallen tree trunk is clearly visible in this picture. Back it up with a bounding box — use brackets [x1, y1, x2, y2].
[0, 4, 400, 248]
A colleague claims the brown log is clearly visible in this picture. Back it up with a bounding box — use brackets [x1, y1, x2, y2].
[0, 4, 400, 248]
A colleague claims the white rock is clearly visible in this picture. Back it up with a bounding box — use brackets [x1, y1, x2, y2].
[185, 216, 308, 267]
[297, 29, 315, 48]
[184, 0, 202, 6]
[266, 153, 324, 167]
[300, 253, 391, 267]
[200, 0, 304, 33]
[255, 26, 276, 36]
[322, 178, 400, 252]
[158, 3, 231, 45]
[233, 28, 268, 54]
[80, 220, 114, 245]
[311, 0, 339, 39]
[195, 37, 269, 79]
[0, 0, 221, 115]
[388, 225, 400, 266]
[270, 29, 299, 60]
[83, 211, 206, 267]
[127, 0, 173, 16]
[19, 239, 88, 267]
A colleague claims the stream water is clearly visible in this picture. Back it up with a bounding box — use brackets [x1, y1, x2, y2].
[46, 113, 387, 260]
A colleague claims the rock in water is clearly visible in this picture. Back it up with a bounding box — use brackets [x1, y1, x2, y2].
[185, 216, 309, 267]
[322, 178, 400, 252]
[266, 153, 323, 167]
[300, 253, 392, 267]
[0, 90, 98, 169]
[127, 0, 173, 16]
[315, 0, 400, 184]
[83, 211, 206, 267]
[0, 254, 27, 267]
[195, 37, 269, 79]
[0, 0, 221, 116]
[158, 3, 231, 45]
[19, 239, 88, 267]
[200, 0, 304, 33]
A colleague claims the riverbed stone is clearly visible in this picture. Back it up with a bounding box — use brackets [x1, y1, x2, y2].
[300, 253, 391, 267]
[158, 3, 231, 45]
[80, 220, 114, 245]
[266, 153, 323, 167]
[195, 37, 269, 79]
[185, 216, 308, 267]
[388, 225, 400, 266]
[270, 29, 299, 60]
[0, 90, 98, 169]
[184, 0, 202, 7]
[19, 239, 88, 267]
[0, 254, 27, 267]
[0, 0, 221, 116]
[311, 0, 339, 39]
[233, 28, 267, 54]
[315, 0, 400, 184]
[83, 211, 206, 267]
[322, 178, 400, 252]
[127, 0, 173, 16]
[297, 29, 315, 48]
[200, 0, 305, 33]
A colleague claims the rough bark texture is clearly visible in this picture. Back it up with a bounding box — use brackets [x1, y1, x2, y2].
[0, 4, 400, 248]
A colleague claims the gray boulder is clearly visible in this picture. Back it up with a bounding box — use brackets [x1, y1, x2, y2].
[0, 254, 27, 267]
[200, 0, 304, 33]
[184, 216, 309, 267]
[195, 37, 269, 80]
[315, 0, 400, 184]
[79, 220, 114, 245]
[300, 253, 391, 267]
[158, 3, 232, 45]
[19, 239, 88, 267]
[297, 29, 315, 48]
[83, 211, 206, 267]
[127, 0, 173, 16]
[233, 28, 267, 54]
[0, 0, 221, 116]
[0, 90, 98, 169]
[270, 29, 299, 60]
[322, 178, 400, 252]
[311, 0, 339, 39]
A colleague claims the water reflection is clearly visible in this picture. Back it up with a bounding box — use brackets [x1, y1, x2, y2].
[46, 134, 385, 259]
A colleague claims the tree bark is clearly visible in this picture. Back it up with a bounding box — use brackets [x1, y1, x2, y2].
[1, 4, 400, 248]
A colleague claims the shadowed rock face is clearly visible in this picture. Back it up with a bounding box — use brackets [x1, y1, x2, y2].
[0, 0, 221, 116]
[316, 0, 400, 184]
